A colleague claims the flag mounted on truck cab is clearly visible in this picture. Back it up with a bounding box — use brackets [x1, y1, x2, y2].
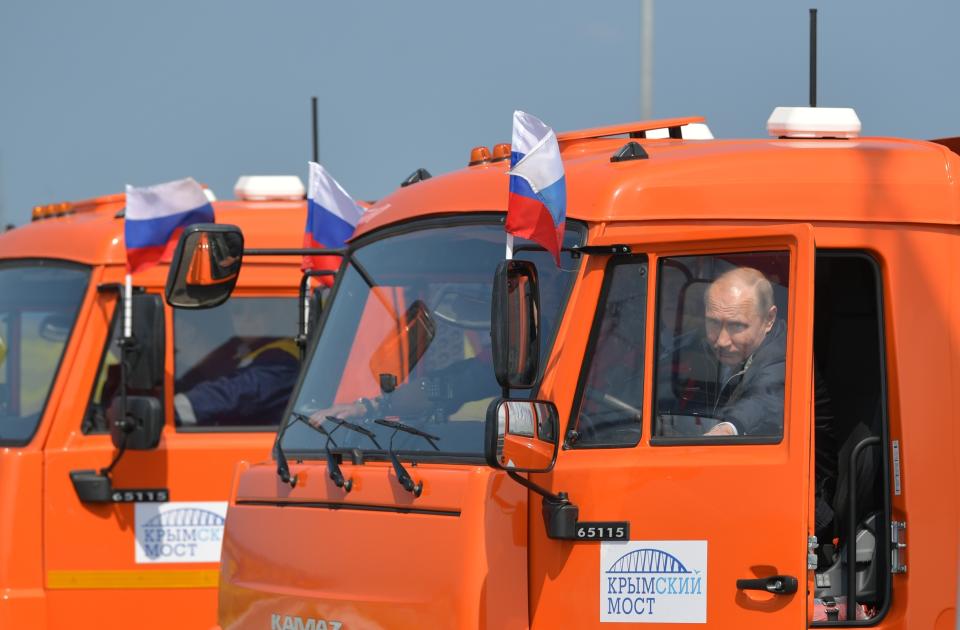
[124, 177, 215, 273]
[302, 161, 363, 275]
[506, 110, 567, 264]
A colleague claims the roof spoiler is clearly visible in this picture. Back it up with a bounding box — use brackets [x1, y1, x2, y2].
[930, 136, 960, 157]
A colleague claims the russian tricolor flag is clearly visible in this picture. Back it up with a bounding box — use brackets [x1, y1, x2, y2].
[124, 177, 215, 274]
[506, 111, 567, 264]
[302, 162, 363, 273]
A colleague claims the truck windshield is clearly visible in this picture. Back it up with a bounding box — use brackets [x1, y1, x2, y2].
[0, 261, 90, 446]
[280, 220, 584, 460]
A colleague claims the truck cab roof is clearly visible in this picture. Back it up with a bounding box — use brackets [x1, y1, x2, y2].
[0, 196, 306, 265]
[355, 118, 960, 239]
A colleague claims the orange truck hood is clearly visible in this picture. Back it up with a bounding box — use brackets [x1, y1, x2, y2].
[219, 460, 529, 629]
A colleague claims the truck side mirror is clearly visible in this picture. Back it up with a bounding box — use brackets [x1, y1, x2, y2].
[485, 398, 559, 473]
[165, 224, 244, 309]
[491, 260, 540, 389]
[109, 395, 163, 450]
[127, 293, 165, 390]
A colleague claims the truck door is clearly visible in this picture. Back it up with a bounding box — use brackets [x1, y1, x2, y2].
[530, 225, 816, 628]
[42, 278, 297, 629]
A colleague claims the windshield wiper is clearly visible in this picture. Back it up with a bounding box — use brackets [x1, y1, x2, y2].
[374, 418, 440, 450]
[373, 419, 440, 498]
[290, 412, 352, 492]
[325, 415, 382, 450]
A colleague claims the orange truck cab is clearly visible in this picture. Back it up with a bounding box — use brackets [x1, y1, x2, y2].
[202, 109, 956, 628]
[0, 177, 312, 629]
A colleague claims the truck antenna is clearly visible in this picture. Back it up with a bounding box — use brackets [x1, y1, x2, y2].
[809, 8, 817, 107]
[311, 96, 319, 163]
[640, 0, 654, 119]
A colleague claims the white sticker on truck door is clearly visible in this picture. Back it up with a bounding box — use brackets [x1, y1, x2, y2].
[600, 540, 707, 623]
[134, 501, 228, 564]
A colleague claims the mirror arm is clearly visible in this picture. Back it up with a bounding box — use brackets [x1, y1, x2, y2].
[507, 471, 580, 540]
[100, 431, 128, 477]
[507, 243, 631, 259]
[247, 246, 379, 293]
[244, 247, 382, 296]
[506, 470, 564, 502]
[568, 244, 632, 258]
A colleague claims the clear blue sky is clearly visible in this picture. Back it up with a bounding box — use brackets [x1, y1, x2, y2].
[2, 0, 958, 225]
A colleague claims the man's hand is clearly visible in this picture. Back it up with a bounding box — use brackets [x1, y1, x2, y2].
[705, 421, 737, 436]
[308, 402, 363, 429]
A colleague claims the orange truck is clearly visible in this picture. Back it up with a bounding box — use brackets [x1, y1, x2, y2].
[175, 109, 958, 628]
[0, 176, 313, 629]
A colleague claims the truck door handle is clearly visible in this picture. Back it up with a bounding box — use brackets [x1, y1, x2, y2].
[736, 575, 798, 595]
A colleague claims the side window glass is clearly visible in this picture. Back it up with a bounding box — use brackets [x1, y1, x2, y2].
[174, 297, 298, 429]
[83, 297, 164, 434]
[569, 257, 648, 448]
[654, 252, 789, 441]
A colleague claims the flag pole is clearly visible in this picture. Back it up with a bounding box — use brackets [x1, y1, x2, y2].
[303, 292, 311, 336]
[505, 233, 514, 260]
[311, 96, 319, 163]
[124, 273, 133, 339]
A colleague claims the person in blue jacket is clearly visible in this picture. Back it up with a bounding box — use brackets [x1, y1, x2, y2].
[174, 306, 300, 427]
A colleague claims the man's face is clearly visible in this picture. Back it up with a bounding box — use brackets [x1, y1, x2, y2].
[704, 280, 775, 366]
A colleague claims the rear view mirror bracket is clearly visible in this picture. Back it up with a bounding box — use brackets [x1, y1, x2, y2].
[485, 397, 581, 539]
[506, 470, 580, 540]
[71, 286, 164, 502]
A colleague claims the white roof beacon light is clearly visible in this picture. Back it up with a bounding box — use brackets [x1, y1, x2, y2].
[233, 175, 306, 201]
[767, 106, 861, 139]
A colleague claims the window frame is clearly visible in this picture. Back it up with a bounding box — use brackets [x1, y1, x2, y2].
[565, 254, 649, 450]
[650, 250, 792, 447]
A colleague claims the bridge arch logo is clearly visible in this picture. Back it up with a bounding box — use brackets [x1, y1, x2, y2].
[134, 501, 228, 564]
[600, 540, 707, 624]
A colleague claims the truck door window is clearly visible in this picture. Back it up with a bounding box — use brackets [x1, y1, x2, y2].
[569, 256, 648, 448]
[0, 261, 90, 446]
[173, 297, 298, 429]
[83, 296, 164, 434]
[653, 252, 789, 442]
